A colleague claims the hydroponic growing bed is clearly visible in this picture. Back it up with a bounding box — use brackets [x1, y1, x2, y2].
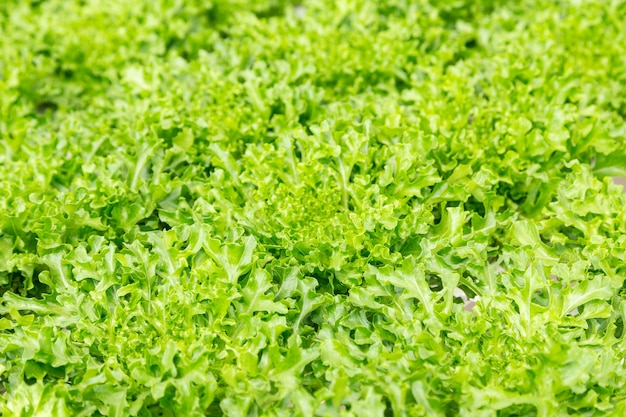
[1, 1, 626, 416]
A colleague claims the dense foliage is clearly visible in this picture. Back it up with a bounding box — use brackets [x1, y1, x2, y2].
[1, 0, 626, 415]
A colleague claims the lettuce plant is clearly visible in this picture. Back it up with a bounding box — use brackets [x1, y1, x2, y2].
[1, 0, 626, 416]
